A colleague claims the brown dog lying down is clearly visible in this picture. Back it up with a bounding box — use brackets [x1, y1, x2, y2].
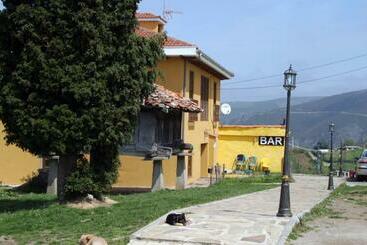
[79, 234, 108, 245]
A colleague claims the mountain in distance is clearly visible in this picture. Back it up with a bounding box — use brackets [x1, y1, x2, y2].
[222, 89, 367, 147]
[221, 96, 322, 125]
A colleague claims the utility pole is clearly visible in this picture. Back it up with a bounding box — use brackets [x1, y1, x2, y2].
[316, 148, 322, 175]
[339, 140, 343, 177]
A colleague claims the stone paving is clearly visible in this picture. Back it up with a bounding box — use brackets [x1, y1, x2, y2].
[129, 175, 344, 245]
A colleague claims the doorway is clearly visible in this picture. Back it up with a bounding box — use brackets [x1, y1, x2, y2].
[200, 143, 208, 177]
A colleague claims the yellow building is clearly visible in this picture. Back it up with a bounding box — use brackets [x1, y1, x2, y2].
[0, 12, 233, 188]
[0, 124, 42, 185]
[218, 125, 286, 173]
[116, 13, 233, 190]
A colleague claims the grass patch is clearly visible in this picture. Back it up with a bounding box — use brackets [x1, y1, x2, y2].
[290, 149, 317, 175]
[0, 175, 279, 245]
[288, 192, 338, 241]
[290, 148, 363, 176]
[288, 184, 367, 242]
[287, 219, 312, 240]
[321, 148, 363, 173]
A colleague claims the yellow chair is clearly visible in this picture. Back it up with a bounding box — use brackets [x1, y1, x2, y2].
[260, 158, 271, 175]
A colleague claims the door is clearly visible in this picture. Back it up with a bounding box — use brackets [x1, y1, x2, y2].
[201, 143, 209, 177]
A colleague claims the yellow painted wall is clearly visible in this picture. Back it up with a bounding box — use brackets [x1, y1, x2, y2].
[114, 57, 222, 188]
[218, 126, 285, 173]
[157, 57, 185, 94]
[183, 61, 220, 181]
[0, 124, 41, 185]
[115, 155, 177, 189]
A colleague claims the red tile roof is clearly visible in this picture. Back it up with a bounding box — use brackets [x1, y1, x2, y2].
[164, 36, 194, 47]
[135, 27, 195, 47]
[135, 26, 157, 38]
[136, 12, 161, 19]
[144, 85, 202, 113]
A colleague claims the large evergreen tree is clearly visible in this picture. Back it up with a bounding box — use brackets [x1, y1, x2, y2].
[0, 0, 164, 201]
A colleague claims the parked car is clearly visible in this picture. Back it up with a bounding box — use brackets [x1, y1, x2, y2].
[356, 149, 367, 180]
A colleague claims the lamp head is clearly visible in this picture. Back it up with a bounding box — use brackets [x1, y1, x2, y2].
[283, 65, 297, 91]
[329, 122, 335, 133]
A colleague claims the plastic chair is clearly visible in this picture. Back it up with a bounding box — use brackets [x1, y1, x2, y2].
[260, 158, 271, 175]
[248, 156, 258, 171]
[234, 154, 247, 171]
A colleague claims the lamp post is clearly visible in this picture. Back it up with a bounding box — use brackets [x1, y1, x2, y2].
[327, 122, 335, 190]
[338, 140, 343, 177]
[277, 65, 296, 217]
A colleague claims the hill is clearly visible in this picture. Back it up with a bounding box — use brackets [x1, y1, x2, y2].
[223, 89, 367, 147]
[220, 97, 322, 124]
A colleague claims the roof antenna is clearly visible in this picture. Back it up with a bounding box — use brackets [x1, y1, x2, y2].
[162, 0, 183, 20]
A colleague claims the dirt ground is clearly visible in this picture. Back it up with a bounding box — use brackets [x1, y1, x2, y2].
[67, 196, 117, 209]
[290, 188, 367, 245]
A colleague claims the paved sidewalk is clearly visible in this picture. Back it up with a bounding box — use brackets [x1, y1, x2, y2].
[129, 175, 344, 245]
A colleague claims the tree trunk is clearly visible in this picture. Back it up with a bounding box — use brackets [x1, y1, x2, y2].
[57, 154, 78, 203]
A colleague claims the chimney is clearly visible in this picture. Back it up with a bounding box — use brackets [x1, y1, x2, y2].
[136, 12, 166, 33]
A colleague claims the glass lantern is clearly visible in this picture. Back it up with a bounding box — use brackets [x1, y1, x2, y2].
[329, 122, 335, 133]
[283, 65, 297, 91]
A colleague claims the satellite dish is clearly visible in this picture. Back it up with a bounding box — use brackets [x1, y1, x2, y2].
[220, 103, 231, 115]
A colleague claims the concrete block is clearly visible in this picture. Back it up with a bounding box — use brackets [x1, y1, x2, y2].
[152, 160, 164, 192]
[176, 155, 187, 190]
[46, 156, 59, 195]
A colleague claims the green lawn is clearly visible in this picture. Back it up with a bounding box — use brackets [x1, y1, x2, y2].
[291, 148, 363, 175]
[318, 149, 362, 175]
[322, 149, 363, 167]
[0, 175, 280, 244]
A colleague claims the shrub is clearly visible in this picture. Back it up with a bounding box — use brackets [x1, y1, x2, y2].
[64, 157, 100, 200]
[90, 145, 120, 198]
[64, 154, 120, 200]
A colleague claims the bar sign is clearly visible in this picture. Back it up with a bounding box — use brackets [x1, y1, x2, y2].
[259, 136, 284, 146]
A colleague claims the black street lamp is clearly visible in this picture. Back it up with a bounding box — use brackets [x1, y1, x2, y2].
[277, 65, 296, 217]
[328, 122, 335, 190]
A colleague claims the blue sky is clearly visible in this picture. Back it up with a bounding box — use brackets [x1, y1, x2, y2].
[1, 1, 367, 101]
[139, 0, 367, 101]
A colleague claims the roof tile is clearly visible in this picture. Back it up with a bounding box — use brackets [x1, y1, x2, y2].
[135, 27, 195, 47]
[144, 85, 202, 113]
[136, 12, 161, 19]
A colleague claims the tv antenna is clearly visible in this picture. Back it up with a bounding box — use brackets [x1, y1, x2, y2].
[162, 0, 183, 20]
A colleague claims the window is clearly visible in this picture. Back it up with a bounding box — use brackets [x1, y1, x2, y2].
[213, 82, 217, 103]
[213, 82, 219, 121]
[188, 71, 198, 122]
[200, 76, 209, 121]
[189, 71, 194, 99]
